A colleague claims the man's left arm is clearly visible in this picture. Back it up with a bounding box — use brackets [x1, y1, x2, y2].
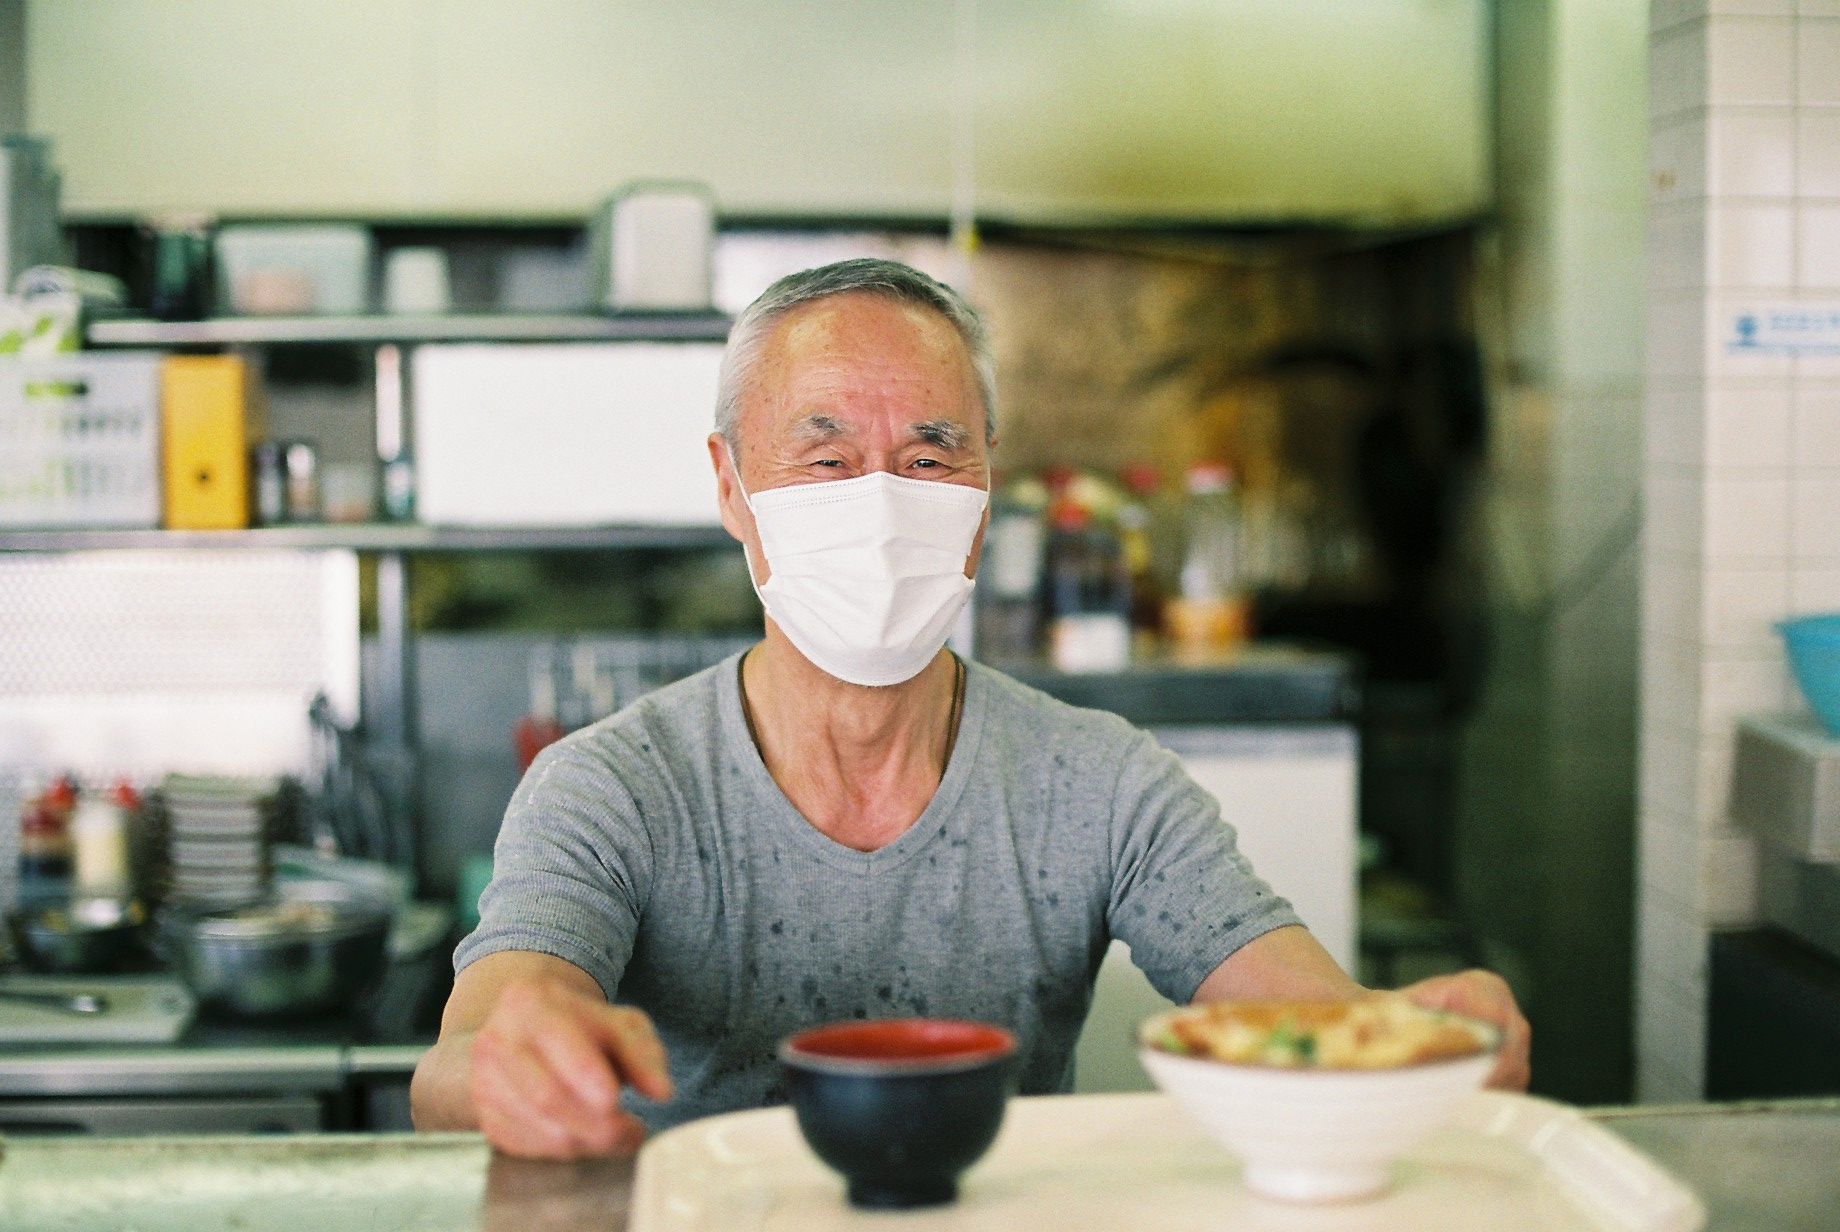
[1192, 923, 1532, 1092]
[1098, 725, 1530, 1092]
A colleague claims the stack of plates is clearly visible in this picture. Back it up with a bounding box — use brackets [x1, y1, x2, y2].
[157, 775, 281, 907]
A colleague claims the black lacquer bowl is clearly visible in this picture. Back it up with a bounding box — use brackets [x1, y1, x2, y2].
[779, 1018, 1017, 1209]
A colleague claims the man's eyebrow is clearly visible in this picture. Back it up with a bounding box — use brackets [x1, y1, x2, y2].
[791, 413, 852, 441]
[911, 419, 971, 450]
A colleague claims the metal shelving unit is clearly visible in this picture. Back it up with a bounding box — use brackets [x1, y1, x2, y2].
[26, 314, 740, 886]
[86, 312, 733, 347]
[0, 523, 735, 553]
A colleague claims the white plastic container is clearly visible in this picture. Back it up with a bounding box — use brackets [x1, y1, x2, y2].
[214, 225, 373, 315]
[381, 247, 451, 315]
[70, 791, 131, 900]
[592, 184, 714, 312]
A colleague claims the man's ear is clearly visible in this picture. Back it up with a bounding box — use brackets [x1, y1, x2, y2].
[708, 433, 747, 543]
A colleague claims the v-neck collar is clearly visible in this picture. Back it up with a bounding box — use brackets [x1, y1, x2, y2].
[718, 651, 987, 873]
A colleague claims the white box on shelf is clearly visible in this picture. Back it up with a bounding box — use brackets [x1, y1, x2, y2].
[411, 342, 725, 527]
[0, 353, 162, 528]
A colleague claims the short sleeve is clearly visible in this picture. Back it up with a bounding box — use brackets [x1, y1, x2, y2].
[452, 732, 657, 1001]
[1105, 730, 1303, 1003]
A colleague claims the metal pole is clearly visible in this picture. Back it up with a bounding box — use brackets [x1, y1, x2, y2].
[372, 549, 419, 882]
[371, 342, 419, 883]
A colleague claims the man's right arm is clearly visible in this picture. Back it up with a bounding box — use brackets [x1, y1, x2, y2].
[410, 950, 672, 1159]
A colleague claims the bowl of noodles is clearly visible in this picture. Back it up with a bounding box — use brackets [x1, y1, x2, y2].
[1137, 996, 1499, 1203]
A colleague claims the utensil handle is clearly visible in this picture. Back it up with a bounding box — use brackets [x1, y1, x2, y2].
[0, 989, 109, 1015]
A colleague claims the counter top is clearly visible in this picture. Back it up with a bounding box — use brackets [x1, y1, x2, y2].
[1001, 644, 1358, 724]
[0, 969, 437, 1099]
[0, 1040, 430, 1099]
[0, 1044, 349, 1098]
[0, 1097, 1831, 1231]
[1589, 1098, 1840, 1232]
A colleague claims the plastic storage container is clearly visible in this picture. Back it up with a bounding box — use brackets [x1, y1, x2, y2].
[213, 225, 373, 316]
[0, 353, 163, 528]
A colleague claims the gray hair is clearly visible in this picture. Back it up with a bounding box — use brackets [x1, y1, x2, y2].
[714, 258, 997, 454]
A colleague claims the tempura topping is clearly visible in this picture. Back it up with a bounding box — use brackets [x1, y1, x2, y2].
[1148, 997, 1497, 1069]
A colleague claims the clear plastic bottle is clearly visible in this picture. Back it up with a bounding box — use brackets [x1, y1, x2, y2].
[1165, 462, 1251, 652]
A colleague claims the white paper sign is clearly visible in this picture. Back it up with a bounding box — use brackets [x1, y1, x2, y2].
[1727, 303, 1840, 355]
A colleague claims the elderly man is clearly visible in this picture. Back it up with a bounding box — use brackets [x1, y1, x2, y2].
[411, 259, 1529, 1159]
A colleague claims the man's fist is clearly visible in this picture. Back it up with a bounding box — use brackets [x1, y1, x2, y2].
[467, 976, 673, 1159]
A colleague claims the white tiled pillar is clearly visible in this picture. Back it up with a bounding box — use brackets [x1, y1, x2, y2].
[1641, 1, 1840, 1102]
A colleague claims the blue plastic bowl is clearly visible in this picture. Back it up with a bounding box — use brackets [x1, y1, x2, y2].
[1779, 614, 1840, 737]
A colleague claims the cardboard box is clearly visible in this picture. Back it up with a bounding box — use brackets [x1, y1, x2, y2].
[161, 355, 262, 530]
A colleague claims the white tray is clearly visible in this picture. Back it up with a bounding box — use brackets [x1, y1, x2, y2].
[631, 1092, 1705, 1232]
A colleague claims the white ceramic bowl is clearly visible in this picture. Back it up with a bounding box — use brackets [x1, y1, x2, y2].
[1136, 1006, 1497, 1203]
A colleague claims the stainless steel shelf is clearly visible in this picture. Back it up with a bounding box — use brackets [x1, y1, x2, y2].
[86, 312, 732, 346]
[0, 523, 737, 553]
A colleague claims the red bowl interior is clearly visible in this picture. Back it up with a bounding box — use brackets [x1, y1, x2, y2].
[786, 1018, 1015, 1065]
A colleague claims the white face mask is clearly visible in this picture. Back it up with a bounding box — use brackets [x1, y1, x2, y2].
[737, 467, 989, 687]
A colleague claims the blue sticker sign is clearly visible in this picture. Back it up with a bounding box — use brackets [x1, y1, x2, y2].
[1727, 305, 1840, 356]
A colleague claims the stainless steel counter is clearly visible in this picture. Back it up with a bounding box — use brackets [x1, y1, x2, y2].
[0, 1041, 430, 1100]
[0, 1098, 1831, 1231]
[0, 1045, 347, 1099]
[0, 1040, 430, 1136]
[1590, 1098, 1840, 1232]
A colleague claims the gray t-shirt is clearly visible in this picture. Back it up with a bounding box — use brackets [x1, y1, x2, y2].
[456, 654, 1300, 1130]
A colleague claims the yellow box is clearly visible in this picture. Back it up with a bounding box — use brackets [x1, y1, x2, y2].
[160, 355, 263, 530]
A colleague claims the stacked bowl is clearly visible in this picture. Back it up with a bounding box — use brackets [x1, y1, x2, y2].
[155, 775, 281, 907]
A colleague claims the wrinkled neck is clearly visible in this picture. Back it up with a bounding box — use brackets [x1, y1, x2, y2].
[740, 635, 961, 850]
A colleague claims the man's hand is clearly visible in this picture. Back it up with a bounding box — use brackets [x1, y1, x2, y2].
[1192, 927, 1533, 1091]
[1398, 969, 1531, 1091]
[411, 952, 673, 1160]
[468, 976, 673, 1158]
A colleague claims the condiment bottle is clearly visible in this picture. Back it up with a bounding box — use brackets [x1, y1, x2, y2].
[18, 775, 77, 910]
[1165, 462, 1251, 655]
[1043, 499, 1131, 673]
[514, 646, 567, 773]
[283, 441, 321, 521]
[251, 441, 287, 525]
[1117, 464, 1171, 651]
[71, 783, 133, 901]
[975, 473, 1049, 664]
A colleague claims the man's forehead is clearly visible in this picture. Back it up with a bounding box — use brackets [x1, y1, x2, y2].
[741, 293, 983, 442]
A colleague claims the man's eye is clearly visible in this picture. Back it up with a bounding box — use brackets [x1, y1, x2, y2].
[814, 459, 845, 468]
[911, 458, 940, 469]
